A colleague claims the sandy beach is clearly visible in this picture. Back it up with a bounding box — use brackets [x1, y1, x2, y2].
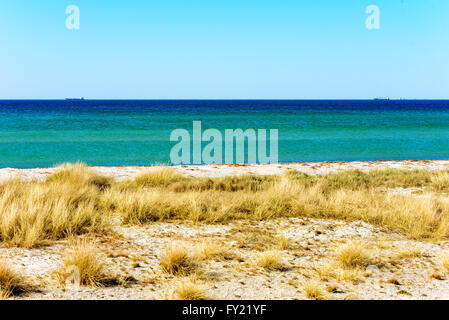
[0, 160, 449, 300]
[3, 159, 449, 182]
[5, 217, 449, 300]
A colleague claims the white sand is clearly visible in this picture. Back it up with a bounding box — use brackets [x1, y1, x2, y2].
[2, 159, 449, 182]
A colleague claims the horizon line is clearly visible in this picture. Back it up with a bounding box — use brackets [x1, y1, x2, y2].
[1, 98, 449, 101]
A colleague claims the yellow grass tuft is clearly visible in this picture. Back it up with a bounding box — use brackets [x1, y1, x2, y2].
[47, 162, 112, 190]
[430, 172, 449, 192]
[160, 242, 198, 275]
[58, 240, 114, 287]
[277, 233, 292, 250]
[336, 241, 378, 269]
[235, 230, 278, 251]
[128, 168, 184, 188]
[393, 246, 422, 261]
[441, 254, 449, 272]
[255, 250, 288, 271]
[0, 178, 109, 248]
[194, 241, 231, 261]
[316, 262, 363, 284]
[0, 261, 29, 298]
[302, 281, 327, 300]
[169, 276, 208, 300]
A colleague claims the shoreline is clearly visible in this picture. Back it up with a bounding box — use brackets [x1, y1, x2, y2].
[2, 159, 449, 181]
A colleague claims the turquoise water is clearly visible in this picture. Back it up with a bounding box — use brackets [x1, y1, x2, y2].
[1, 100, 449, 168]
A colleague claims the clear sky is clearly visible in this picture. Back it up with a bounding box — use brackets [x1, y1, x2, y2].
[1, 0, 448, 99]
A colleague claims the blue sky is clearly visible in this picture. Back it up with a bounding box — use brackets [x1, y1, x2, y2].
[1, 0, 448, 99]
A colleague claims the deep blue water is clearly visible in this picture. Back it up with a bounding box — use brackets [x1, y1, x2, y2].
[1, 100, 449, 168]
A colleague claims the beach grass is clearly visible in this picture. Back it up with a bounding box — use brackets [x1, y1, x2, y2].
[302, 281, 327, 300]
[0, 261, 30, 298]
[194, 241, 232, 261]
[0, 166, 110, 247]
[3, 163, 449, 247]
[335, 241, 378, 269]
[110, 170, 449, 239]
[57, 240, 118, 287]
[160, 242, 199, 275]
[255, 250, 288, 271]
[168, 276, 208, 300]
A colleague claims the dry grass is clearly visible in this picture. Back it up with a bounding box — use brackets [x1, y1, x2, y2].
[194, 241, 231, 261]
[316, 263, 364, 284]
[336, 241, 378, 269]
[316, 241, 379, 284]
[3, 164, 449, 248]
[255, 250, 288, 271]
[170, 175, 277, 193]
[235, 230, 278, 251]
[277, 233, 292, 250]
[160, 242, 198, 275]
[441, 254, 449, 272]
[126, 168, 185, 189]
[131, 171, 277, 193]
[47, 162, 112, 190]
[287, 168, 434, 191]
[58, 240, 114, 287]
[0, 163, 109, 248]
[302, 281, 327, 300]
[393, 246, 423, 261]
[110, 169, 449, 240]
[0, 261, 29, 298]
[168, 276, 208, 300]
[430, 172, 449, 192]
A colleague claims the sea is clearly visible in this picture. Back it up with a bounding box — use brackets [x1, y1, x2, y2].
[1, 99, 449, 168]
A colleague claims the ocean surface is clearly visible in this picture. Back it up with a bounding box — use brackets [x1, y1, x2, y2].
[1, 100, 449, 168]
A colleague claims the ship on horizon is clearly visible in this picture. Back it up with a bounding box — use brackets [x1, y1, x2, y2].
[65, 97, 85, 101]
